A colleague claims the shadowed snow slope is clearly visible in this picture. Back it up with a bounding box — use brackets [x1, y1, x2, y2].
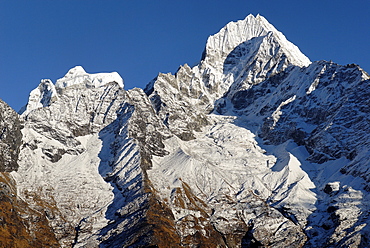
[4, 14, 370, 247]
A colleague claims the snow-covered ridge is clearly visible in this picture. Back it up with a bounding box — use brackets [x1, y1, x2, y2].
[55, 66, 124, 89]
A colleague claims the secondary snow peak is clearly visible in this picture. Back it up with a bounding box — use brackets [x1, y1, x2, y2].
[21, 66, 124, 117]
[55, 66, 124, 89]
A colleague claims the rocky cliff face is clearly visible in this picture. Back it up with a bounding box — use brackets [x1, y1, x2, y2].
[0, 99, 22, 172]
[3, 14, 370, 247]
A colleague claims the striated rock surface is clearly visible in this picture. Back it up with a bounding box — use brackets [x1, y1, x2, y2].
[0, 99, 22, 172]
[2, 14, 370, 247]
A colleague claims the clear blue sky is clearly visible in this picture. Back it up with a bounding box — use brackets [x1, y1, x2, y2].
[1, 0, 369, 111]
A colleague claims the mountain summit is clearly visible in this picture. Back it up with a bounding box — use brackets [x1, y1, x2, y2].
[203, 14, 310, 67]
[1, 14, 369, 247]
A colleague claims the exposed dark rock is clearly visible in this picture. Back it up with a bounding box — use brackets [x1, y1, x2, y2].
[0, 99, 22, 172]
[323, 182, 340, 194]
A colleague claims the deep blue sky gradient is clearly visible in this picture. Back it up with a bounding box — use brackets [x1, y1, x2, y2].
[1, 0, 369, 111]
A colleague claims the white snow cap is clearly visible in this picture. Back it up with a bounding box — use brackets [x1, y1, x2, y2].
[55, 66, 124, 89]
[63, 65, 87, 78]
[204, 14, 311, 67]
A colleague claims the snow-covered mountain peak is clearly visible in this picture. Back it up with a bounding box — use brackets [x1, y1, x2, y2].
[62, 65, 87, 79]
[55, 66, 124, 89]
[145, 15, 312, 141]
[203, 14, 310, 69]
